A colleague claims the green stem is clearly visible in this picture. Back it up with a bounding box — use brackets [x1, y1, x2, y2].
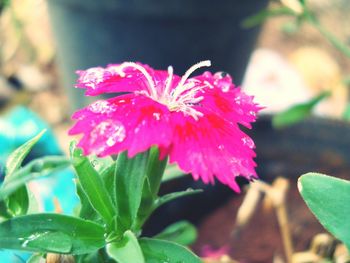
[304, 11, 350, 58]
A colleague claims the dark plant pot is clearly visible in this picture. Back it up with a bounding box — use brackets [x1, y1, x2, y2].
[143, 116, 350, 236]
[47, 0, 268, 110]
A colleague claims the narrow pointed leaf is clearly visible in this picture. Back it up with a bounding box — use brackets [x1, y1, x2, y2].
[70, 142, 116, 228]
[76, 183, 99, 221]
[0, 156, 70, 200]
[0, 213, 105, 254]
[137, 148, 167, 228]
[154, 221, 197, 246]
[273, 92, 329, 128]
[4, 130, 46, 218]
[242, 7, 297, 28]
[114, 151, 149, 230]
[139, 238, 201, 263]
[298, 173, 350, 249]
[106, 230, 145, 263]
[5, 130, 46, 179]
[155, 189, 203, 210]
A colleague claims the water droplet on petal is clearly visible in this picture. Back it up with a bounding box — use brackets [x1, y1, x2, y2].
[218, 144, 224, 150]
[153, 112, 161, 121]
[249, 110, 256, 117]
[81, 68, 110, 88]
[89, 100, 116, 114]
[90, 120, 126, 152]
[241, 136, 255, 149]
[214, 71, 229, 79]
[214, 71, 232, 92]
[221, 83, 230, 92]
[234, 96, 241, 105]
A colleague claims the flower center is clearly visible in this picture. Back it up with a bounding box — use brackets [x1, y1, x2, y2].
[119, 61, 212, 120]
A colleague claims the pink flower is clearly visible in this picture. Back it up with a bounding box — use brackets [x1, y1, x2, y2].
[69, 61, 261, 192]
[201, 245, 230, 259]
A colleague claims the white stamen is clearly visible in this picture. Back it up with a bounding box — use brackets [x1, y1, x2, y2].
[118, 62, 158, 98]
[163, 66, 174, 99]
[172, 60, 211, 99]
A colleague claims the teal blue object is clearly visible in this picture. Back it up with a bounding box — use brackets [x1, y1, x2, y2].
[0, 106, 79, 260]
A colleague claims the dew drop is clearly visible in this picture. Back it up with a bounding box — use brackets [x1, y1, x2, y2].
[90, 120, 126, 151]
[214, 71, 229, 79]
[218, 144, 224, 150]
[241, 136, 254, 149]
[234, 96, 241, 105]
[81, 68, 106, 88]
[89, 100, 115, 114]
[221, 83, 230, 92]
[153, 112, 161, 121]
[249, 110, 256, 117]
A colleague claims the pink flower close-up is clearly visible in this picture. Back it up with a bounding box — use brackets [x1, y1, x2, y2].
[69, 61, 261, 192]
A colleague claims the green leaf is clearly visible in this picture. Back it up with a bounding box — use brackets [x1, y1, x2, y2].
[298, 173, 350, 249]
[154, 221, 197, 246]
[242, 7, 297, 28]
[144, 148, 168, 199]
[3, 130, 46, 218]
[136, 148, 168, 229]
[100, 163, 116, 204]
[139, 238, 201, 263]
[76, 182, 99, 222]
[5, 130, 46, 179]
[89, 154, 114, 176]
[76, 154, 115, 221]
[162, 163, 186, 182]
[114, 151, 149, 231]
[272, 92, 330, 128]
[154, 189, 203, 210]
[4, 130, 46, 182]
[70, 142, 116, 229]
[0, 201, 12, 219]
[0, 156, 70, 200]
[0, 213, 105, 254]
[106, 230, 145, 263]
[6, 186, 29, 216]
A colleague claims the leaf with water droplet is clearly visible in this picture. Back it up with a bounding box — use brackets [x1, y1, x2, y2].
[23, 231, 72, 253]
[71, 142, 116, 229]
[0, 213, 105, 254]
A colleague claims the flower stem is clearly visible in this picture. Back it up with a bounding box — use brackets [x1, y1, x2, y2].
[305, 13, 350, 58]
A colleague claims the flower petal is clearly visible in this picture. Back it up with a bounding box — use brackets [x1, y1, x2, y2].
[75, 63, 169, 96]
[69, 94, 173, 157]
[169, 110, 257, 192]
[191, 71, 261, 128]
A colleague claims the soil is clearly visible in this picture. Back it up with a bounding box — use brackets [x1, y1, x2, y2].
[190, 117, 350, 263]
[193, 179, 324, 263]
